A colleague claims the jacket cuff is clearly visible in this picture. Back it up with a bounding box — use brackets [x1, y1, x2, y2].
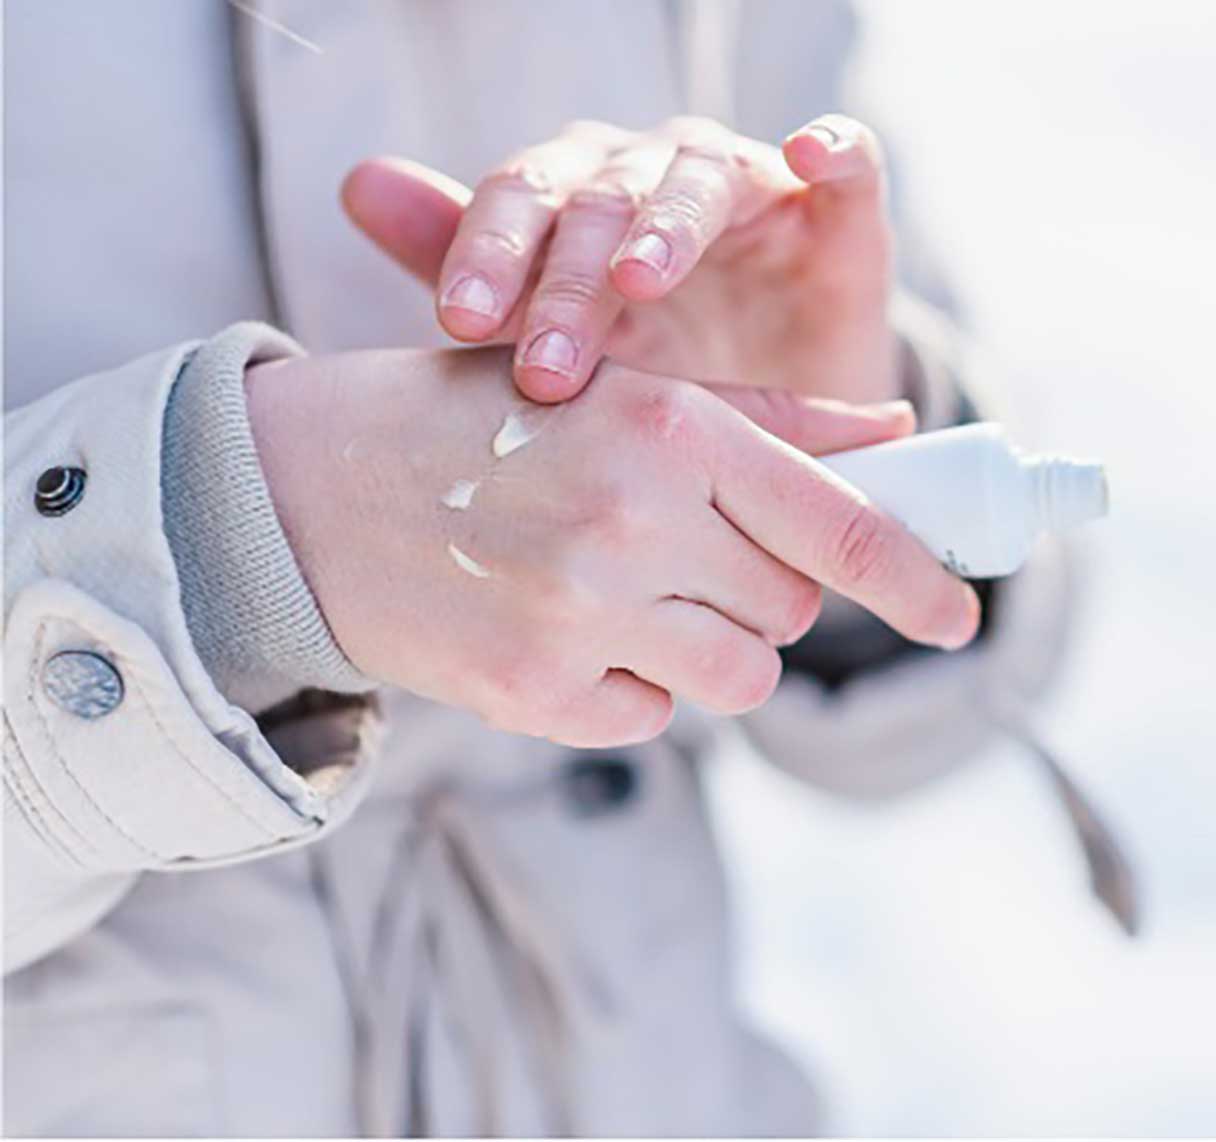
[4, 342, 381, 882]
[747, 294, 1073, 798]
[892, 290, 992, 432]
[741, 540, 1073, 801]
[161, 322, 372, 712]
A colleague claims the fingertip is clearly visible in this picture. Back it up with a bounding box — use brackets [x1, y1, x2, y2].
[513, 361, 588, 403]
[341, 157, 407, 236]
[611, 230, 675, 299]
[782, 129, 831, 181]
[774, 581, 823, 648]
[438, 308, 501, 341]
[550, 675, 675, 749]
[339, 159, 374, 218]
[863, 398, 918, 437]
[936, 583, 983, 651]
[639, 688, 677, 740]
[610, 256, 668, 301]
[783, 118, 879, 187]
[437, 272, 504, 340]
[343, 156, 470, 286]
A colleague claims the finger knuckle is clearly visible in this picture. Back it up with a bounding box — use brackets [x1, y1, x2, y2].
[532, 271, 602, 311]
[673, 139, 740, 175]
[565, 184, 639, 220]
[830, 502, 894, 590]
[468, 226, 530, 262]
[479, 165, 555, 199]
[624, 382, 703, 444]
[642, 188, 706, 237]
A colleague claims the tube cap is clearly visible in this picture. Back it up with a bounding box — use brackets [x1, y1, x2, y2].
[1034, 457, 1109, 532]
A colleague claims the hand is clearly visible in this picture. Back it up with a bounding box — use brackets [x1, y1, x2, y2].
[342, 114, 897, 404]
[245, 349, 979, 748]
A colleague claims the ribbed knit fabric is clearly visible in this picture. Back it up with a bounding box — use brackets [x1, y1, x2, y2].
[161, 322, 372, 712]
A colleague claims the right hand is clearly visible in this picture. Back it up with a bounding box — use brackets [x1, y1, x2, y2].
[246, 348, 979, 747]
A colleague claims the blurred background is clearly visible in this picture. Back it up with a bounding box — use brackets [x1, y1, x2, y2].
[706, 1, 1216, 1135]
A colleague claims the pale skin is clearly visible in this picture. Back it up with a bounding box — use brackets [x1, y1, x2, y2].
[246, 349, 980, 749]
[341, 113, 898, 405]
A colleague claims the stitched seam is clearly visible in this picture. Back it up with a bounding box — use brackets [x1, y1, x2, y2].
[4, 735, 89, 869]
[117, 660, 281, 841]
[3, 765, 81, 867]
[23, 600, 302, 854]
[26, 626, 161, 860]
[5, 712, 96, 867]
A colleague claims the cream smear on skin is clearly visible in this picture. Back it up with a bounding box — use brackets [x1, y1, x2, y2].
[491, 406, 550, 458]
[440, 478, 479, 510]
[440, 407, 554, 578]
[447, 542, 491, 579]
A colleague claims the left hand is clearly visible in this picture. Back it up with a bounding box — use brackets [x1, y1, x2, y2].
[341, 114, 900, 405]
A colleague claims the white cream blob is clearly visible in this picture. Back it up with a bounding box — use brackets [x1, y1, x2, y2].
[492, 407, 549, 459]
[440, 478, 479, 510]
[447, 542, 491, 578]
[441, 409, 554, 577]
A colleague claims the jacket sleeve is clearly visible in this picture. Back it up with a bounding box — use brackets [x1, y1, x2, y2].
[3, 337, 381, 973]
[737, 297, 1074, 800]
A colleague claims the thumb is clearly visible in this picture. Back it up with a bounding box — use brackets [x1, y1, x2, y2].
[341, 157, 471, 287]
[781, 113, 886, 202]
[701, 385, 916, 455]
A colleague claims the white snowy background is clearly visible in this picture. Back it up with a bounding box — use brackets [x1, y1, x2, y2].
[706, 1, 1216, 1134]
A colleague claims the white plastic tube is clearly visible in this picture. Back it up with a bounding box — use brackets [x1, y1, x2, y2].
[818, 422, 1108, 578]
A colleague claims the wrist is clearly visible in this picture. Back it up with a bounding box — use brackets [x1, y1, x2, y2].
[161, 324, 371, 711]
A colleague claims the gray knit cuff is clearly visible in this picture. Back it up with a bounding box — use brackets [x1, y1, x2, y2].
[161, 322, 372, 713]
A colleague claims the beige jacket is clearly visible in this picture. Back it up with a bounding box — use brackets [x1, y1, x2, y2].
[3, 1, 1069, 1135]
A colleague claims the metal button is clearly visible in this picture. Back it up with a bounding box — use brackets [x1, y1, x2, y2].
[563, 756, 639, 817]
[35, 466, 87, 516]
[42, 651, 124, 718]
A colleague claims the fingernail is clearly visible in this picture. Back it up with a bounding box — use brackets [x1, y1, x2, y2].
[522, 329, 578, 375]
[441, 273, 499, 318]
[615, 231, 672, 274]
[792, 122, 849, 153]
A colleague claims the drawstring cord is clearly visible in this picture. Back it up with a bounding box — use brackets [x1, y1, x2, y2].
[310, 704, 1136, 1137]
[313, 781, 605, 1137]
[980, 685, 1140, 937]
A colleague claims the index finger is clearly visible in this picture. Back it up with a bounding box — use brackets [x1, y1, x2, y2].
[704, 398, 980, 650]
[437, 124, 625, 342]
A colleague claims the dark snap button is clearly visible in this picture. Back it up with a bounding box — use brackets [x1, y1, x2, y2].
[563, 756, 639, 817]
[35, 466, 87, 516]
